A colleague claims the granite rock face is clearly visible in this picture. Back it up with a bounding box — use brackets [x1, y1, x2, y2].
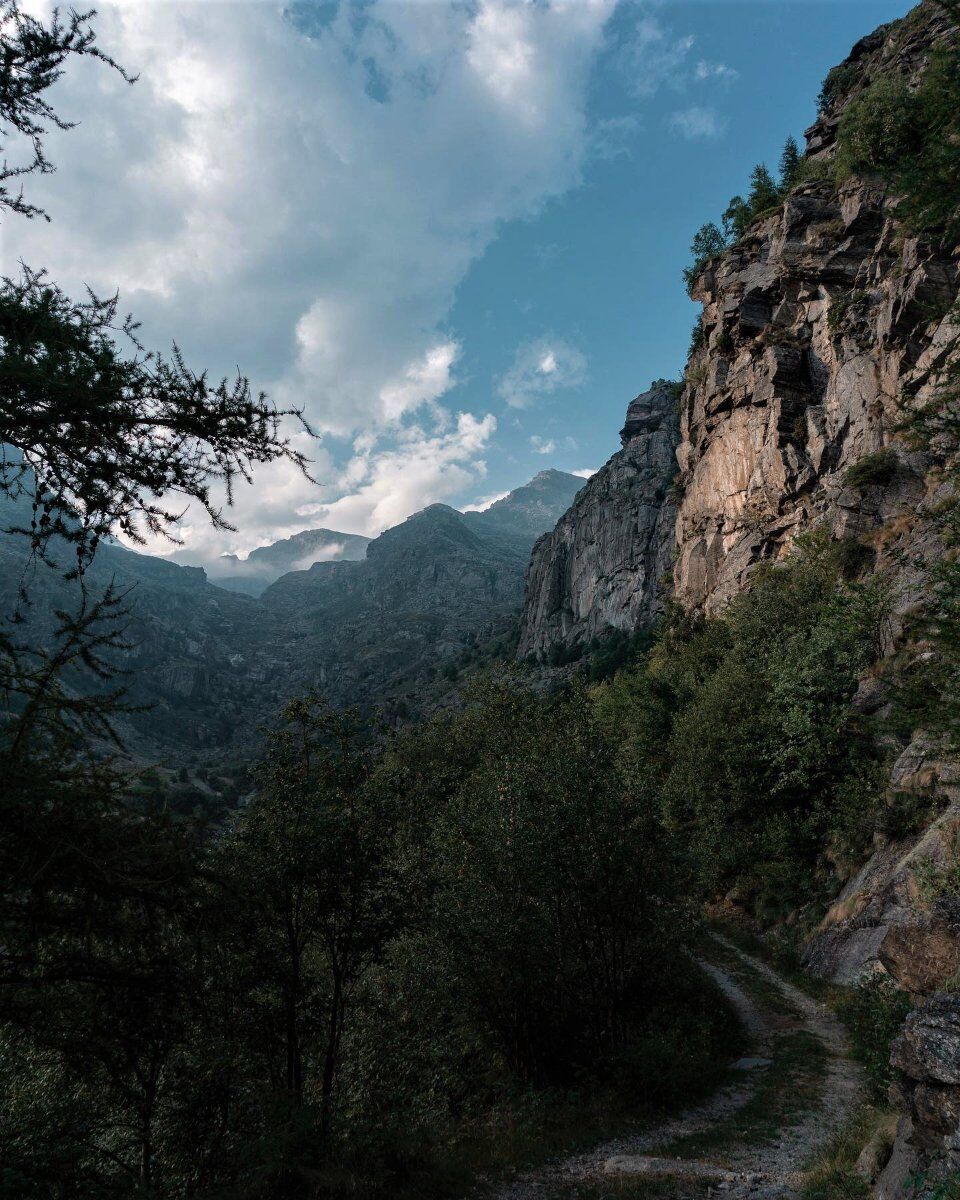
[673, 3, 959, 615]
[517, 381, 680, 660]
[674, 179, 958, 614]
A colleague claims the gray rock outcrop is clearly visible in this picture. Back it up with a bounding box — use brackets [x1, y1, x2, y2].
[516, 381, 680, 660]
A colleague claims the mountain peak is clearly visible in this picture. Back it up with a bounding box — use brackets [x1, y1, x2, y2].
[464, 470, 584, 538]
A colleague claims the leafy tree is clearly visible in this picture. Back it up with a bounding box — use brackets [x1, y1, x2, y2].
[0, 0, 134, 220]
[0, 6, 326, 1194]
[414, 676, 689, 1085]
[682, 221, 727, 296]
[1, 269, 313, 573]
[215, 696, 406, 1158]
[598, 539, 889, 910]
[722, 193, 750, 242]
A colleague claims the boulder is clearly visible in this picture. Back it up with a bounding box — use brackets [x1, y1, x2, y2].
[891, 994, 960, 1086]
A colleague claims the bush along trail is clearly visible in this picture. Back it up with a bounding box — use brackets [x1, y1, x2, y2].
[478, 934, 864, 1200]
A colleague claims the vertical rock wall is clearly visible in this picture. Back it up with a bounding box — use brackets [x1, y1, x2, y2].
[516, 381, 680, 660]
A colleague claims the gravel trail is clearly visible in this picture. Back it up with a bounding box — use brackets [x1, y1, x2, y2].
[475, 934, 863, 1199]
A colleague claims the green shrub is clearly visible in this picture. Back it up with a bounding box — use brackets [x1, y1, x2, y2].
[817, 61, 860, 114]
[834, 46, 960, 240]
[591, 536, 890, 910]
[834, 75, 921, 179]
[827, 289, 868, 332]
[914, 826, 960, 906]
[844, 449, 898, 490]
[838, 974, 911, 1099]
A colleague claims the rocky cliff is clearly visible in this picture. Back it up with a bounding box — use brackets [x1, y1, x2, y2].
[517, 381, 680, 660]
[676, 66, 957, 615]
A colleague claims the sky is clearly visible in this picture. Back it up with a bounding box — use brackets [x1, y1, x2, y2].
[4, 0, 909, 566]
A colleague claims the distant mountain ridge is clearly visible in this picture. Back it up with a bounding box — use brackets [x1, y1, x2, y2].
[171, 527, 371, 596]
[164, 470, 584, 597]
[0, 468, 585, 758]
[257, 471, 586, 715]
[464, 469, 586, 537]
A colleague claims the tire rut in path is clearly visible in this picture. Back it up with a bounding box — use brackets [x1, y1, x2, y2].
[478, 933, 863, 1200]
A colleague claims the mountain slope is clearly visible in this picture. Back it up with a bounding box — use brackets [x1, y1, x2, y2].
[465, 469, 585, 539]
[0, 469, 584, 754]
[512, 3, 960, 1188]
[258, 474, 585, 716]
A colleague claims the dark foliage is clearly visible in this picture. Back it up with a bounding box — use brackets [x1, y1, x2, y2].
[1, 268, 313, 574]
[0, 0, 134, 219]
[844, 449, 898, 491]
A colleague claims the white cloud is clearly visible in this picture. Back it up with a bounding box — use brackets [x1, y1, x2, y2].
[299, 411, 497, 537]
[590, 114, 640, 161]
[694, 60, 738, 83]
[530, 436, 557, 455]
[618, 14, 694, 98]
[7, 0, 617, 548]
[290, 543, 348, 571]
[572, 467, 598, 478]
[462, 490, 511, 513]
[498, 337, 587, 408]
[378, 341, 460, 424]
[9, 0, 662, 553]
[668, 105, 726, 140]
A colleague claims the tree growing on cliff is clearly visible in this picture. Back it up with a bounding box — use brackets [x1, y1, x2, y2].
[682, 222, 727, 296]
[747, 163, 780, 216]
[778, 136, 802, 190]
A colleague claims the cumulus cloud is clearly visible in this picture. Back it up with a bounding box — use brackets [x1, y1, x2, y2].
[378, 341, 461, 424]
[572, 467, 598, 478]
[298, 412, 497, 537]
[498, 337, 587, 409]
[530, 436, 557, 455]
[8, 0, 619, 551]
[668, 105, 726, 140]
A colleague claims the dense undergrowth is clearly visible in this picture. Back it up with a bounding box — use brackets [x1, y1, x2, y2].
[2, 669, 747, 1198]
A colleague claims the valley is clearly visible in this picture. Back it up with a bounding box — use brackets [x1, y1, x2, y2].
[3, 1, 960, 1198]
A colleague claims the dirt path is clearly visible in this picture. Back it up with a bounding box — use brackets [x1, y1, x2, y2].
[480, 933, 863, 1200]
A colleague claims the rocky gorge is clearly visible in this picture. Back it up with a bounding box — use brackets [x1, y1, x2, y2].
[512, 2, 960, 1192]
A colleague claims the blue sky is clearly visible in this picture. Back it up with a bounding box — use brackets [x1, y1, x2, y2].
[449, 0, 908, 499]
[7, 0, 908, 565]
